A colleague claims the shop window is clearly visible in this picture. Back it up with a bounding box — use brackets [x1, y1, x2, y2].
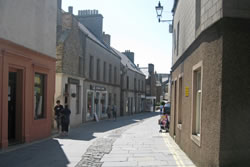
[101, 93, 107, 114]
[87, 91, 94, 118]
[191, 61, 203, 146]
[34, 73, 45, 119]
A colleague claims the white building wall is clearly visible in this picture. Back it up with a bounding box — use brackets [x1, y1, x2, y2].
[55, 73, 84, 127]
[0, 0, 57, 58]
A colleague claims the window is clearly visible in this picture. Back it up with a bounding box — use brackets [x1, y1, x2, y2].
[178, 76, 183, 125]
[114, 94, 117, 105]
[138, 80, 140, 92]
[127, 76, 129, 89]
[103, 62, 106, 82]
[195, 0, 201, 30]
[177, 22, 180, 56]
[114, 66, 117, 84]
[96, 59, 100, 81]
[134, 78, 137, 91]
[89, 56, 94, 79]
[191, 61, 203, 146]
[108, 93, 112, 105]
[109, 64, 112, 83]
[142, 81, 144, 91]
[34, 73, 45, 119]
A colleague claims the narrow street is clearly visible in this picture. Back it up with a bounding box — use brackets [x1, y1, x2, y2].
[0, 112, 195, 167]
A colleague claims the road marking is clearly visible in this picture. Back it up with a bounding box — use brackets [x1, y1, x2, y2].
[161, 133, 186, 167]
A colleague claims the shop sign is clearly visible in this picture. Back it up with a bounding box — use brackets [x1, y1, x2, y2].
[185, 86, 189, 97]
[90, 85, 106, 91]
[68, 78, 80, 85]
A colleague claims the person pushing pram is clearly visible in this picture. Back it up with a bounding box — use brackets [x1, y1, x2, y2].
[158, 102, 171, 132]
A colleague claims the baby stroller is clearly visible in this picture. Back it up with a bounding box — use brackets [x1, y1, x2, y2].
[158, 113, 169, 132]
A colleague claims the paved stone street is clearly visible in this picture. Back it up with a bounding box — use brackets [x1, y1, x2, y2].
[0, 112, 195, 167]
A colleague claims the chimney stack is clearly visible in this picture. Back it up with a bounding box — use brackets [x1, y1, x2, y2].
[122, 50, 134, 63]
[103, 32, 111, 46]
[148, 64, 154, 75]
[77, 10, 103, 40]
[68, 6, 73, 14]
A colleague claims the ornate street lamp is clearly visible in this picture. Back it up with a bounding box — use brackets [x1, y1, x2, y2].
[155, 1, 172, 23]
[155, 1, 163, 22]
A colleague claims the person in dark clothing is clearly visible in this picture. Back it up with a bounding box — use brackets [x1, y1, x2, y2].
[112, 105, 117, 120]
[107, 105, 111, 119]
[61, 105, 71, 136]
[54, 100, 63, 133]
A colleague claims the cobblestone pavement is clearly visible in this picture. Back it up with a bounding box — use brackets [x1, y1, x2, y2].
[76, 119, 143, 167]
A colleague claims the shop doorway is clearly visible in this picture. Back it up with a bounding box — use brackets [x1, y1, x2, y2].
[8, 70, 23, 145]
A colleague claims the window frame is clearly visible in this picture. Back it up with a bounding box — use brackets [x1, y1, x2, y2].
[33, 72, 47, 120]
[191, 61, 203, 147]
[96, 59, 100, 81]
[177, 73, 183, 129]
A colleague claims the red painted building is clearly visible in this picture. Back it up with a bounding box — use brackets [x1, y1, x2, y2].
[0, 0, 57, 149]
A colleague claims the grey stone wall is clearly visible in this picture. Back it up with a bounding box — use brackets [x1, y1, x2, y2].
[84, 38, 120, 85]
[57, 13, 85, 77]
[0, 0, 57, 57]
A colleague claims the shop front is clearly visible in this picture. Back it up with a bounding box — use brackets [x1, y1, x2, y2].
[0, 39, 55, 149]
[86, 85, 108, 121]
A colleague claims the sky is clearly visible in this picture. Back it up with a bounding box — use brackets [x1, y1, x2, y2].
[62, 0, 174, 73]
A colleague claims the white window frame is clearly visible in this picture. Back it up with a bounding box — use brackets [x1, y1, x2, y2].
[191, 61, 203, 147]
[177, 73, 183, 130]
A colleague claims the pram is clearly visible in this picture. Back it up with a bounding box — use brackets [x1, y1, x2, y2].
[158, 113, 169, 132]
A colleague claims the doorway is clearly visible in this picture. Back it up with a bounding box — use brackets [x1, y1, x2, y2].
[8, 70, 23, 145]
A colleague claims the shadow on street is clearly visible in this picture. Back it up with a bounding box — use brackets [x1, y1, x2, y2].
[0, 112, 159, 167]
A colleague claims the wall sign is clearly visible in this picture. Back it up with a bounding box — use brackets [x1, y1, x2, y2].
[185, 86, 189, 97]
[90, 85, 106, 91]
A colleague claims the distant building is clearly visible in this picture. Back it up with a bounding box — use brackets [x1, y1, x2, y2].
[113, 49, 146, 116]
[140, 64, 157, 112]
[0, 0, 57, 148]
[170, 0, 250, 166]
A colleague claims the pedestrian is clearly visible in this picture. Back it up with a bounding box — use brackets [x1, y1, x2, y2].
[54, 100, 63, 133]
[112, 105, 117, 120]
[107, 105, 111, 119]
[61, 104, 71, 136]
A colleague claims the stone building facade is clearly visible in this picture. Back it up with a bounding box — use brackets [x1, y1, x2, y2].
[56, 7, 86, 127]
[56, 7, 121, 125]
[170, 0, 250, 166]
[113, 49, 146, 116]
[0, 0, 57, 148]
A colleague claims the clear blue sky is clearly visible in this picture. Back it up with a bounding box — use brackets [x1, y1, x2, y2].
[62, 0, 173, 73]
